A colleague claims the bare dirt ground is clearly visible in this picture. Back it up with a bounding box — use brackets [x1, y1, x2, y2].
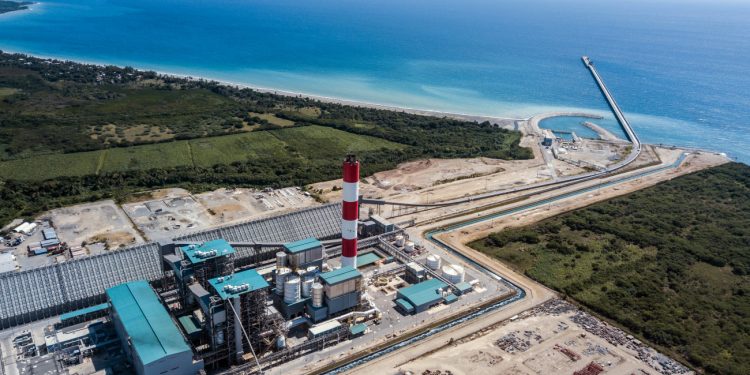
[310, 157, 548, 203]
[43, 200, 143, 252]
[387, 300, 690, 375]
[122, 187, 319, 242]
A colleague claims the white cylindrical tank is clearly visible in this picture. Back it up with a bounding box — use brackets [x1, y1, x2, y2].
[302, 276, 314, 298]
[452, 264, 465, 282]
[442, 264, 465, 283]
[404, 241, 415, 253]
[426, 254, 441, 270]
[276, 251, 287, 269]
[276, 335, 286, 349]
[395, 235, 405, 247]
[284, 277, 301, 303]
[276, 267, 291, 294]
[312, 283, 324, 307]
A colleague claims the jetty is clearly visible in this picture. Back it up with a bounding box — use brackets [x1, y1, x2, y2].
[582, 56, 641, 156]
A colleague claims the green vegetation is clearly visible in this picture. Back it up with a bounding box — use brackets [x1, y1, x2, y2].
[0, 1, 31, 15]
[0, 126, 402, 180]
[470, 163, 750, 375]
[0, 52, 531, 226]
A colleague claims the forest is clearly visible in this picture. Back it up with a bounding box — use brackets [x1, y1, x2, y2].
[0, 51, 531, 226]
[470, 162, 750, 375]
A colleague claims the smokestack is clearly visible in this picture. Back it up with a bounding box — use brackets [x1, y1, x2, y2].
[341, 154, 359, 269]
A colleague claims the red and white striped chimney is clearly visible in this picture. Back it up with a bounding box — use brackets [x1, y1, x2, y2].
[341, 154, 359, 269]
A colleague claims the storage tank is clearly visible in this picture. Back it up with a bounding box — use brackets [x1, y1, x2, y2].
[284, 277, 301, 303]
[442, 264, 465, 283]
[312, 283, 324, 308]
[276, 335, 286, 349]
[276, 251, 287, 269]
[394, 235, 405, 247]
[404, 241, 415, 253]
[276, 267, 291, 294]
[451, 265, 465, 282]
[302, 276, 314, 298]
[426, 254, 441, 270]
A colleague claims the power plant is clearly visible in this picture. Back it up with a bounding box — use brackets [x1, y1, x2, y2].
[0, 154, 503, 375]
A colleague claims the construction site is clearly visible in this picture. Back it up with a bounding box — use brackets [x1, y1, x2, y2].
[0, 57, 731, 375]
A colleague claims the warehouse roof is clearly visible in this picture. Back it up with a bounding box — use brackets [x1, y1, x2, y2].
[356, 252, 381, 268]
[284, 238, 321, 254]
[106, 281, 191, 365]
[181, 239, 235, 264]
[319, 266, 361, 285]
[350, 323, 367, 335]
[208, 268, 269, 300]
[394, 298, 414, 313]
[396, 278, 447, 308]
[59, 303, 109, 322]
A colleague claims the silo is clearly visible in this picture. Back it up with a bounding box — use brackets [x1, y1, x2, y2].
[311, 283, 324, 308]
[276, 251, 287, 269]
[302, 276, 314, 298]
[284, 277, 301, 303]
[275, 267, 291, 295]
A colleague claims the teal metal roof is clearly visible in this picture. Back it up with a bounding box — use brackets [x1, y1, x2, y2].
[455, 282, 473, 294]
[60, 303, 109, 321]
[397, 278, 447, 307]
[181, 239, 235, 264]
[357, 253, 381, 267]
[319, 266, 361, 285]
[284, 237, 321, 254]
[443, 293, 458, 304]
[208, 269, 269, 300]
[178, 315, 202, 336]
[106, 281, 191, 365]
[395, 298, 414, 313]
[350, 323, 367, 335]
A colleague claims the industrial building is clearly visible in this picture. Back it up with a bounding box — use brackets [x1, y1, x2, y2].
[395, 278, 451, 314]
[0, 155, 485, 375]
[107, 281, 204, 375]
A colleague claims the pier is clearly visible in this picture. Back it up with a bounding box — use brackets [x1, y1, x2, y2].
[582, 56, 641, 155]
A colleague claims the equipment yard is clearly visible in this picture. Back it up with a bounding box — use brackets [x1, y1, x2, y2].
[376, 299, 690, 375]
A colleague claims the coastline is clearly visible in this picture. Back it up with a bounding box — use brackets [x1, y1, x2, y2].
[159, 71, 523, 129]
[0, 47, 522, 128]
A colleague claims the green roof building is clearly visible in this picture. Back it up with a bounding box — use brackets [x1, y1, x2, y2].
[208, 269, 269, 300]
[395, 278, 448, 314]
[180, 239, 235, 265]
[107, 281, 203, 375]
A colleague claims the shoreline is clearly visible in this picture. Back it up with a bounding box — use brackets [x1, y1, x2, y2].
[0, 47, 521, 128]
[0, 49, 737, 160]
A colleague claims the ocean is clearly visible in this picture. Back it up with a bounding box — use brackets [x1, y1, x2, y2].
[1, 0, 748, 161]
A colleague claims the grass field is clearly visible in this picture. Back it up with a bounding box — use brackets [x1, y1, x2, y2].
[0, 126, 403, 180]
[470, 163, 750, 375]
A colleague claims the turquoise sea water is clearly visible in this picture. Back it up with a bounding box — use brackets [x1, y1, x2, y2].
[1, 0, 748, 161]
